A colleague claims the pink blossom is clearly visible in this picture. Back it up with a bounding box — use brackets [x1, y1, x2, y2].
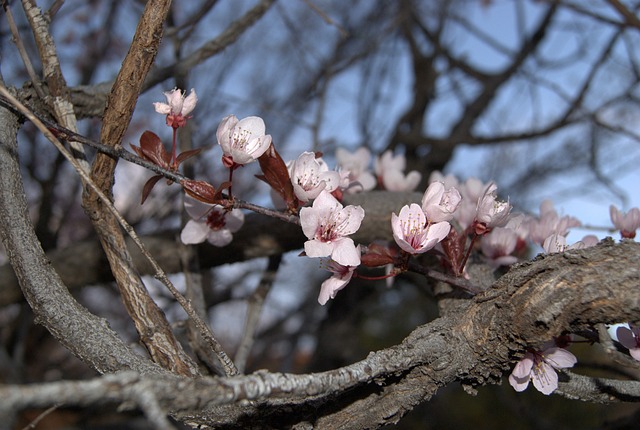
[154, 88, 197, 128]
[610, 205, 640, 239]
[480, 227, 519, 268]
[374, 150, 421, 192]
[391, 204, 450, 254]
[318, 250, 360, 305]
[335, 147, 376, 194]
[216, 115, 272, 166]
[527, 200, 581, 246]
[300, 190, 364, 266]
[509, 346, 577, 395]
[288, 152, 341, 202]
[455, 177, 490, 229]
[421, 181, 462, 223]
[180, 196, 244, 247]
[616, 325, 640, 361]
[474, 183, 511, 234]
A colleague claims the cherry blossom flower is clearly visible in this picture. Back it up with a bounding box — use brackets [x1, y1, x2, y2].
[300, 190, 364, 266]
[391, 203, 450, 254]
[180, 196, 244, 247]
[374, 150, 421, 192]
[616, 325, 640, 361]
[527, 200, 581, 246]
[509, 346, 577, 395]
[474, 183, 511, 234]
[216, 115, 272, 167]
[480, 227, 519, 268]
[154, 88, 197, 128]
[318, 248, 360, 305]
[421, 181, 462, 223]
[335, 147, 376, 194]
[288, 152, 341, 202]
[454, 177, 490, 229]
[610, 205, 640, 239]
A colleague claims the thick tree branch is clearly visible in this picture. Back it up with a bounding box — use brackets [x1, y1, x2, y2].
[0, 240, 638, 428]
[80, 0, 202, 377]
[0, 95, 160, 376]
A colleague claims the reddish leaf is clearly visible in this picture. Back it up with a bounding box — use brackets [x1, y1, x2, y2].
[133, 131, 171, 168]
[140, 175, 164, 204]
[176, 147, 203, 164]
[257, 143, 298, 213]
[361, 253, 395, 268]
[181, 179, 218, 204]
[361, 242, 398, 267]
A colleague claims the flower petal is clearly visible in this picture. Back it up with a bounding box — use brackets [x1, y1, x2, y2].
[544, 347, 577, 370]
[532, 362, 558, 395]
[180, 220, 209, 244]
[207, 229, 233, 247]
[330, 238, 361, 267]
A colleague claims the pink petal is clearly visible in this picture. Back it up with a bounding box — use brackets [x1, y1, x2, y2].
[544, 347, 577, 369]
[224, 209, 245, 233]
[153, 102, 171, 115]
[207, 229, 233, 247]
[511, 355, 534, 379]
[318, 272, 352, 305]
[304, 240, 333, 259]
[181, 89, 197, 115]
[180, 220, 209, 244]
[330, 238, 361, 267]
[235, 116, 266, 137]
[531, 362, 558, 395]
[336, 205, 365, 236]
[428, 221, 451, 242]
[508, 373, 530, 392]
[300, 207, 322, 240]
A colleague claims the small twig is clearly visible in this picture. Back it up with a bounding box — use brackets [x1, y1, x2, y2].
[407, 260, 481, 295]
[131, 386, 177, 430]
[300, 0, 349, 39]
[235, 254, 282, 374]
[0, 84, 238, 377]
[2, 1, 45, 99]
[20, 404, 60, 430]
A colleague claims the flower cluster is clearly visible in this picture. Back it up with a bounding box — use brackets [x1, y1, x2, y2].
[132, 92, 640, 397]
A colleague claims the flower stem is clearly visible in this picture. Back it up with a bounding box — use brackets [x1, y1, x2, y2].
[356, 272, 396, 281]
[458, 232, 478, 275]
[171, 126, 178, 170]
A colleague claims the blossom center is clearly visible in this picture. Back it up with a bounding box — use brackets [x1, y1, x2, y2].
[206, 210, 226, 231]
[400, 215, 427, 248]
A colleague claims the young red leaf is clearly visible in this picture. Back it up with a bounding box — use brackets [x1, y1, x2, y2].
[181, 179, 218, 204]
[140, 174, 164, 204]
[257, 143, 298, 212]
[176, 147, 203, 164]
[132, 130, 171, 168]
[360, 242, 398, 267]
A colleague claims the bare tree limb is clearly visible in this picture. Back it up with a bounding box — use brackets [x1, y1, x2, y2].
[0, 239, 638, 428]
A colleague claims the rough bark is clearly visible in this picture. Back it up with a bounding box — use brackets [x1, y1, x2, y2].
[0, 98, 160, 376]
[0, 239, 638, 428]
